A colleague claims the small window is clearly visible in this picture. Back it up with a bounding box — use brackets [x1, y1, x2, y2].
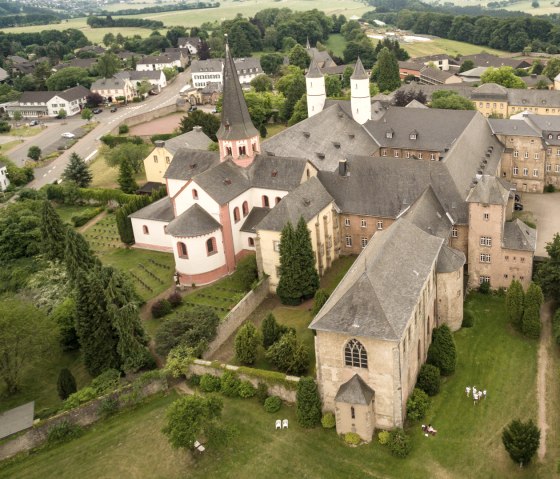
[513, 166, 519, 176]
[480, 236, 492, 247]
[165, 156, 170, 164]
[233, 207, 240, 223]
[479, 275, 490, 284]
[142, 225, 149, 235]
[361, 218, 366, 228]
[533, 169, 539, 177]
[345, 218, 350, 227]
[377, 220, 383, 230]
[361, 237, 368, 249]
[351, 406, 355, 420]
[483, 213, 489, 221]
[262, 195, 270, 207]
[248, 237, 255, 247]
[524, 151, 529, 159]
[226, 146, 232, 156]
[479, 253, 491, 263]
[242, 201, 249, 217]
[382, 149, 387, 157]
[418, 152, 423, 159]
[523, 168, 529, 176]
[273, 240, 280, 252]
[153, 155, 158, 163]
[177, 241, 188, 258]
[345, 235, 352, 247]
[239, 145, 247, 156]
[206, 237, 217, 255]
[451, 226, 458, 238]
[513, 150, 519, 158]
[192, 189, 198, 199]
[534, 153, 539, 160]
[430, 153, 435, 161]
[275, 197, 281, 205]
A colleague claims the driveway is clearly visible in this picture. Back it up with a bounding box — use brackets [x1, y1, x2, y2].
[521, 192, 560, 256]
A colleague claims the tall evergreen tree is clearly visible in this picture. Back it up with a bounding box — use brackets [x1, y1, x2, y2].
[536, 233, 560, 302]
[502, 419, 540, 466]
[262, 313, 283, 349]
[64, 228, 97, 283]
[118, 159, 138, 194]
[40, 200, 67, 261]
[375, 47, 401, 93]
[276, 221, 299, 305]
[296, 377, 322, 428]
[234, 322, 260, 365]
[522, 282, 544, 339]
[505, 279, 524, 330]
[427, 325, 457, 376]
[62, 153, 93, 188]
[294, 216, 320, 300]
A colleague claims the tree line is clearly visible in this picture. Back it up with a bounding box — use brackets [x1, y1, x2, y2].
[86, 16, 165, 30]
[98, 1, 219, 17]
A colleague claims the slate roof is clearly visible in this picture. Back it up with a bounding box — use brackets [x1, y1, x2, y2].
[398, 61, 423, 71]
[0, 67, 8, 81]
[488, 118, 540, 137]
[508, 88, 560, 108]
[191, 59, 223, 73]
[309, 218, 444, 341]
[128, 196, 174, 222]
[306, 58, 323, 79]
[193, 160, 251, 204]
[256, 177, 333, 232]
[91, 77, 129, 90]
[116, 70, 164, 81]
[351, 57, 368, 80]
[216, 44, 259, 141]
[460, 53, 530, 69]
[458, 66, 488, 78]
[521, 74, 551, 88]
[162, 129, 213, 155]
[405, 99, 428, 109]
[420, 66, 458, 83]
[247, 155, 308, 191]
[403, 186, 453, 239]
[56, 58, 97, 70]
[436, 245, 466, 273]
[240, 207, 270, 233]
[262, 103, 377, 172]
[335, 375, 375, 405]
[137, 53, 182, 65]
[164, 149, 220, 181]
[503, 218, 537, 252]
[466, 175, 510, 205]
[471, 82, 509, 99]
[19, 90, 57, 103]
[166, 203, 221, 237]
[306, 47, 336, 69]
[59, 85, 90, 101]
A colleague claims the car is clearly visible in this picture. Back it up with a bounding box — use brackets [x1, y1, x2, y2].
[29, 119, 39, 126]
[110, 106, 117, 113]
[92, 108, 102, 114]
[61, 132, 75, 139]
[514, 193, 521, 202]
[514, 202, 523, 211]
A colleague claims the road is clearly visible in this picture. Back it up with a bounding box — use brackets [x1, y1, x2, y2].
[22, 70, 190, 190]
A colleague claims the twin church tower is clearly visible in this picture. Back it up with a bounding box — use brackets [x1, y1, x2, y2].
[306, 57, 372, 125]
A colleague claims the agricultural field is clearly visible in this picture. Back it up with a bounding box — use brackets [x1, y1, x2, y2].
[426, 0, 560, 15]
[403, 38, 508, 59]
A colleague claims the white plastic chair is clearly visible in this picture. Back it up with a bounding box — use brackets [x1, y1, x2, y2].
[275, 419, 281, 430]
[197, 444, 205, 452]
[282, 419, 288, 429]
[194, 441, 201, 448]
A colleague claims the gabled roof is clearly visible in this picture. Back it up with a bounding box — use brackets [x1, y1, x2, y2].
[247, 155, 309, 191]
[191, 59, 223, 73]
[116, 70, 164, 81]
[162, 129, 213, 155]
[19, 90, 56, 103]
[240, 207, 270, 233]
[488, 118, 540, 137]
[420, 66, 457, 83]
[351, 57, 368, 80]
[216, 43, 259, 141]
[460, 53, 530, 70]
[403, 186, 453, 239]
[166, 203, 221, 237]
[405, 99, 428, 109]
[59, 85, 90, 101]
[335, 375, 375, 405]
[466, 175, 510, 205]
[128, 196, 174, 222]
[163, 149, 220, 181]
[91, 77, 129, 90]
[193, 160, 251, 204]
[436, 245, 466, 273]
[256, 177, 333, 232]
[503, 219, 537, 252]
[0, 67, 8, 81]
[471, 82, 508, 99]
[310, 219, 444, 341]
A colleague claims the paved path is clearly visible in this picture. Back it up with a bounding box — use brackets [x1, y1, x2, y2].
[537, 301, 553, 460]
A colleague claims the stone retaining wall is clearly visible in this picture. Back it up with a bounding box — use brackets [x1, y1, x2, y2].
[109, 102, 188, 135]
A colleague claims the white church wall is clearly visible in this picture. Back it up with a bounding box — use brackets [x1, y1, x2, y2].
[131, 218, 172, 251]
[174, 181, 220, 220]
[173, 229, 225, 275]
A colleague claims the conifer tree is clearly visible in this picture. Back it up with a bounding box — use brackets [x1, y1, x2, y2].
[57, 368, 77, 400]
[276, 221, 300, 305]
[427, 325, 457, 376]
[64, 228, 97, 283]
[234, 323, 260, 365]
[118, 159, 138, 194]
[40, 200, 67, 261]
[505, 279, 525, 330]
[262, 313, 283, 349]
[502, 419, 540, 466]
[62, 153, 93, 188]
[296, 377, 322, 428]
[375, 47, 401, 93]
[294, 216, 320, 300]
[522, 282, 544, 339]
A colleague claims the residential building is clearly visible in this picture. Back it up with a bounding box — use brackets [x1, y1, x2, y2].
[398, 61, 423, 80]
[0, 162, 10, 191]
[178, 37, 201, 55]
[419, 66, 462, 86]
[521, 74, 552, 90]
[411, 54, 457, 72]
[90, 77, 136, 102]
[136, 51, 187, 71]
[459, 53, 530, 70]
[6, 85, 90, 118]
[306, 39, 337, 69]
[190, 57, 263, 88]
[115, 70, 167, 92]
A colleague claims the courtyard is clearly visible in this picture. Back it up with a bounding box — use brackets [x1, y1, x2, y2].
[521, 192, 560, 256]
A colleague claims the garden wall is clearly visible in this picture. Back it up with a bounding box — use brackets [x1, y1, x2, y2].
[0, 378, 167, 462]
[190, 359, 299, 403]
[203, 277, 270, 359]
[109, 102, 188, 135]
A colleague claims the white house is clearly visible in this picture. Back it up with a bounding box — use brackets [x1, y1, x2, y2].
[115, 70, 167, 92]
[136, 51, 187, 72]
[178, 37, 201, 55]
[90, 77, 136, 102]
[6, 85, 90, 118]
[191, 57, 263, 88]
[0, 161, 9, 191]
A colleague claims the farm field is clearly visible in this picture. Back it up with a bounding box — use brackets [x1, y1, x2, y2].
[1, 292, 552, 479]
[403, 38, 508, 58]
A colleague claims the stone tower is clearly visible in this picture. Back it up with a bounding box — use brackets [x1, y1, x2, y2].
[350, 57, 371, 125]
[216, 42, 260, 167]
[306, 58, 326, 118]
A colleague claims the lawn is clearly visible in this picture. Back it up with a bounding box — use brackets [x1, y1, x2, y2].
[53, 204, 98, 224]
[403, 38, 508, 59]
[0, 350, 90, 417]
[0, 140, 22, 155]
[326, 33, 347, 57]
[89, 154, 146, 189]
[263, 123, 287, 140]
[4, 126, 43, 137]
[0, 292, 547, 479]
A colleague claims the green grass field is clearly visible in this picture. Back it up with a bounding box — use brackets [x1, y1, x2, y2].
[89, 153, 146, 190]
[325, 33, 348, 57]
[0, 292, 548, 478]
[0, 140, 22, 155]
[403, 38, 508, 59]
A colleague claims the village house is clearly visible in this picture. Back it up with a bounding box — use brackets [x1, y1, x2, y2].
[190, 57, 263, 88]
[115, 70, 167, 92]
[90, 77, 136, 103]
[177, 37, 202, 55]
[136, 51, 187, 72]
[0, 161, 10, 192]
[6, 85, 90, 118]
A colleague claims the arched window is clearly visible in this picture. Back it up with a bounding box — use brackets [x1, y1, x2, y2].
[177, 242, 188, 258]
[262, 195, 270, 207]
[242, 201, 249, 217]
[192, 189, 198, 200]
[275, 197, 281, 205]
[233, 207, 240, 223]
[344, 339, 368, 368]
[206, 237, 217, 255]
[248, 237, 255, 247]
[142, 225, 149, 234]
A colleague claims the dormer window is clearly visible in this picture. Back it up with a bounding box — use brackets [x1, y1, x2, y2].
[548, 134, 553, 139]
[386, 130, 393, 139]
[410, 130, 418, 140]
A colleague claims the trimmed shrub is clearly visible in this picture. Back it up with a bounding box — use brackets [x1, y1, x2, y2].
[416, 364, 441, 396]
[234, 322, 260, 365]
[312, 289, 330, 316]
[47, 420, 83, 445]
[265, 331, 309, 375]
[118, 124, 129, 134]
[296, 377, 322, 428]
[220, 371, 241, 397]
[100, 134, 143, 148]
[57, 368, 77, 400]
[71, 207, 103, 227]
[406, 388, 430, 421]
[264, 395, 282, 413]
[427, 325, 457, 376]
[98, 397, 119, 417]
[462, 309, 474, 328]
[256, 382, 269, 404]
[378, 430, 390, 445]
[388, 429, 411, 458]
[344, 432, 361, 446]
[151, 299, 172, 319]
[187, 374, 201, 387]
[321, 412, 336, 429]
[167, 292, 183, 308]
[236, 254, 258, 291]
[91, 369, 121, 394]
[262, 313, 284, 349]
[522, 282, 544, 339]
[200, 374, 221, 393]
[238, 380, 256, 398]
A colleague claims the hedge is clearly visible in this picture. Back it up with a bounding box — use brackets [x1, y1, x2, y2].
[264, 396, 282, 413]
[151, 133, 177, 143]
[44, 184, 138, 205]
[71, 207, 104, 227]
[100, 134, 143, 148]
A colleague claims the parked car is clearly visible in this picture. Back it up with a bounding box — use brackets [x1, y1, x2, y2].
[514, 193, 521, 202]
[92, 108, 102, 114]
[61, 132, 75, 139]
[29, 119, 39, 126]
[514, 202, 523, 211]
[110, 106, 117, 113]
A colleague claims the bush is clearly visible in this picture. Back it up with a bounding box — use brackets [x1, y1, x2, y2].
[91, 369, 121, 394]
[151, 133, 176, 143]
[220, 371, 241, 397]
[553, 309, 560, 346]
[151, 299, 173, 319]
[296, 377, 322, 428]
[262, 313, 285, 349]
[234, 322, 260, 365]
[0, 121, 11, 133]
[378, 430, 390, 445]
[71, 207, 103, 227]
[321, 412, 336, 429]
[264, 395, 282, 413]
[187, 374, 201, 387]
[63, 386, 97, 410]
[479, 281, 491, 294]
[344, 432, 361, 446]
[167, 291, 183, 308]
[236, 254, 258, 291]
[47, 420, 83, 445]
[312, 289, 330, 316]
[200, 374, 222, 392]
[100, 134, 143, 148]
[256, 382, 269, 404]
[406, 388, 430, 421]
[388, 429, 411, 458]
[118, 124, 129, 134]
[416, 364, 441, 396]
[545, 184, 556, 193]
[462, 309, 474, 328]
[265, 331, 309, 375]
[98, 397, 119, 417]
[238, 380, 256, 398]
[427, 324, 457, 376]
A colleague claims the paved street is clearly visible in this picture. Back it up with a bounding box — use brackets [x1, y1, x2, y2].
[22, 70, 190, 189]
[521, 192, 560, 256]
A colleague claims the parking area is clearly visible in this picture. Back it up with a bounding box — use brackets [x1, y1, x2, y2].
[521, 192, 560, 256]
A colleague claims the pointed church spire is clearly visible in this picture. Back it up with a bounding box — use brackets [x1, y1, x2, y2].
[306, 57, 323, 79]
[351, 57, 368, 80]
[216, 42, 258, 142]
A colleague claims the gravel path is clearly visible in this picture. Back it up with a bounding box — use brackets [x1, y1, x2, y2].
[537, 301, 553, 460]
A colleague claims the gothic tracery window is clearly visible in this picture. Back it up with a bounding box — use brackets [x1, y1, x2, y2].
[344, 339, 368, 368]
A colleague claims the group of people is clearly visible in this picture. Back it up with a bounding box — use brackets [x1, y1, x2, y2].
[465, 386, 487, 404]
[421, 424, 438, 437]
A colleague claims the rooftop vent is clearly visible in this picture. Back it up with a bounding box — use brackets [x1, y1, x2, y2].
[303, 131, 310, 138]
[485, 152, 491, 158]
[338, 112, 344, 118]
[303, 198, 311, 206]
[271, 169, 278, 177]
[190, 163, 197, 169]
[332, 141, 341, 149]
[223, 178, 231, 185]
[316, 152, 325, 160]
[265, 151, 275, 156]
[348, 134, 355, 139]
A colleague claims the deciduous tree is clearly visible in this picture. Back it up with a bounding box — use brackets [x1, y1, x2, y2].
[502, 419, 540, 466]
[27, 145, 41, 161]
[481, 66, 527, 89]
[179, 110, 221, 142]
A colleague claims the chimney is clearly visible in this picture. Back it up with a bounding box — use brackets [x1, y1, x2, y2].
[193, 125, 202, 132]
[339, 159, 348, 176]
[155, 140, 165, 148]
